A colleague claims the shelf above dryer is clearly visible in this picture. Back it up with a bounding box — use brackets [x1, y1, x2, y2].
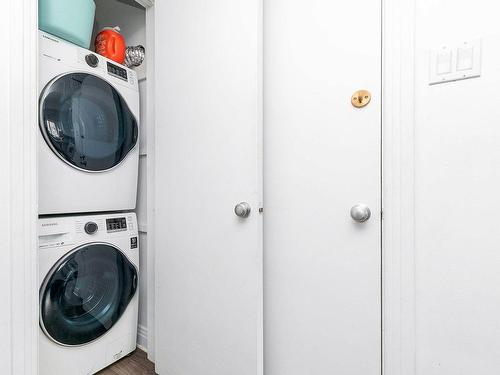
[135, 0, 154, 8]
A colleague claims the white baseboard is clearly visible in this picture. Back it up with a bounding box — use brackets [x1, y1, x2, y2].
[137, 324, 148, 352]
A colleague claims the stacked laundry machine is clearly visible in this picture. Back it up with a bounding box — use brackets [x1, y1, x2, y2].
[38, 31, 141, 375]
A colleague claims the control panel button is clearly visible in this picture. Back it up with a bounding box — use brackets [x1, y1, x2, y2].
[85, 54, 99, 68]
[84, 221, 98, 235]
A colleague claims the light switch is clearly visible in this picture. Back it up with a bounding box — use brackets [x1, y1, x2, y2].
[437, 49, 452, 75]
[429, 38, 481, 85]
[457, 44, 474, 71]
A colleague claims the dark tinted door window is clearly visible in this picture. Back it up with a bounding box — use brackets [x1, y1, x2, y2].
[40, 73, 138, 171]
[40, 244, 138, 346]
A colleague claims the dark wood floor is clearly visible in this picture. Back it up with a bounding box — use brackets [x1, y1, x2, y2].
[97, 349, 156, 375]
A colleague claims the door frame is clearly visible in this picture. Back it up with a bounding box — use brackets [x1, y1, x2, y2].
[382, 0, 417, 374]
[0, 0, 39, 374]
[12, 0, 418, 374]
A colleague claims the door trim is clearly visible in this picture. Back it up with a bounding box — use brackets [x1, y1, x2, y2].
[0, 0, 39, 374]
[382, 0, 417, 374]
[145, 3, 156, 362]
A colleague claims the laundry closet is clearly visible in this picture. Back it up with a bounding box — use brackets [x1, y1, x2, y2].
[5, 0, 500, 374]
[36, 0, 382, 374]
[37, 0, 152, 374]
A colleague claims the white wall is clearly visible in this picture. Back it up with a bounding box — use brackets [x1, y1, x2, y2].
[1, 1, 38, 374]
[414, 1, 500, 373]
[94, 0, 150, 351]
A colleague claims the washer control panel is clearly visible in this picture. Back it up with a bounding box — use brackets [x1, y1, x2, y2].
[39, 213, 137, 249]
[106, 217, 127, 233]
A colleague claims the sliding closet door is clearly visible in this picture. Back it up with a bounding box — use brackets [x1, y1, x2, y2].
[264, 1, 382, 374]
[153, 1, 263, 375]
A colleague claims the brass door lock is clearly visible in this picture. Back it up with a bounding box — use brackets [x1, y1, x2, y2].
[351, 90, 371, 108]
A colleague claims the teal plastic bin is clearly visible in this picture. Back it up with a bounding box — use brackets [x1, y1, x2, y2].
[39, 0, 96, 49]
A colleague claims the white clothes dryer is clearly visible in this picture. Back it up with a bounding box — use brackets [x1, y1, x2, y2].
[39, 31, 140, 215]
[38, 212, 139, 375]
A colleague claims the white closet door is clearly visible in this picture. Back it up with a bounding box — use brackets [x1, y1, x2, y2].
[153, 1, 263, 375]
[264, 0, 382, 374]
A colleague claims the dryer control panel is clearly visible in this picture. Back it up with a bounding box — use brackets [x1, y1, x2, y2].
[39, 31, 138, 90]
[107, 62, 128, 81]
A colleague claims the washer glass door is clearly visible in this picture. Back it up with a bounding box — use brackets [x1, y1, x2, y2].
[40, 243, 138, 346]
[40, 73, 138, 172]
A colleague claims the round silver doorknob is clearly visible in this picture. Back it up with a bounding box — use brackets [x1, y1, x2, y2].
[350, 204, 371, 223]
[235, 202, 251, 218]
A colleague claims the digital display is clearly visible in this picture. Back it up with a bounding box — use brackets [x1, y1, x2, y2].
[107, 62, 128, 81]
[106, 217, 127, 232]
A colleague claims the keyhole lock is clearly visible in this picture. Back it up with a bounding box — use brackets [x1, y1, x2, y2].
[351, 90, 371, 108]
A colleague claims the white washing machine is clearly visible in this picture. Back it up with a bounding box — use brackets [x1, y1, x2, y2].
[39, 31, 140, 215]
[39, 213, 139, 375]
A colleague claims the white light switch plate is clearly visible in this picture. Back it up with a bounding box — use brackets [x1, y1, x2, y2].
[429, 39, 481, 85]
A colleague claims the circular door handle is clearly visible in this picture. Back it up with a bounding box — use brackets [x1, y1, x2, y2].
[350, 204, 371, 223]
[235, 202, 251, 218]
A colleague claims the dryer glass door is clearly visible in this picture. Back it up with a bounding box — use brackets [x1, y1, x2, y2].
[40, 73, 138, 172]
[40, 243, 138, 346]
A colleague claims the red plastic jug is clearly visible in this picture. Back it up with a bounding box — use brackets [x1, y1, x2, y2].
[95, 26, 126, 64]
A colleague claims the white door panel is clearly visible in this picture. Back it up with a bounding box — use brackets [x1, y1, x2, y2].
[264, 0, 382, 374]
[154, 0, 263, 374]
